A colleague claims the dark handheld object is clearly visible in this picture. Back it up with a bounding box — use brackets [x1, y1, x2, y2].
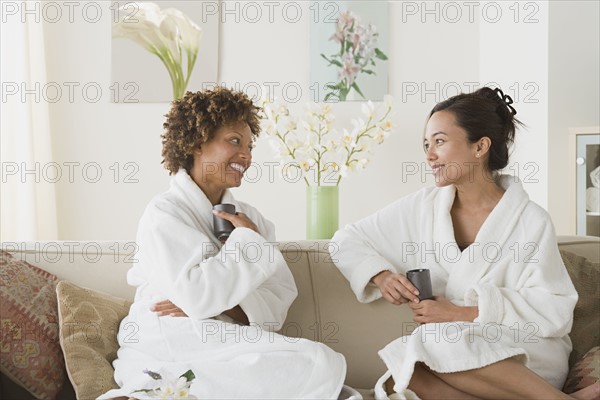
[406, 268, 433, 300]
[213, 204, 236, 242]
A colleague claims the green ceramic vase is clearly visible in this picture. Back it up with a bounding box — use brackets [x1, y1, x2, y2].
[306, 186, 339, 239]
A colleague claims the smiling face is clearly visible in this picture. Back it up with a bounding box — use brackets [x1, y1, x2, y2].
[190, 121, 253, 203]
[424, 110, 484, 187]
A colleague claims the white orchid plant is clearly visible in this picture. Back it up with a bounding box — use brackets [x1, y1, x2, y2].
[260, 96, 394, 186]
[132, 369, 197, 399]
[113, 2, 202, 100]
[321, 10, 388, 102]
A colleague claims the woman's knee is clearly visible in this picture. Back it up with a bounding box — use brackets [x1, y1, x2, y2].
[408, 362, 434, 391]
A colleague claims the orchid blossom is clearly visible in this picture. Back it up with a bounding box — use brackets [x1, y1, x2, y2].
[321, 10, 388, 101]
[260, 96, 394, 186]
[132, 369, 197, 399]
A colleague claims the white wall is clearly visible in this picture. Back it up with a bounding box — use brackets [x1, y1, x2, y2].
[548, 0, 600, 234]
[42, 9, 170, 240]
[479, 1, 549, 208]
[7, 0, 597, 240]
[195, 0, 482, 240]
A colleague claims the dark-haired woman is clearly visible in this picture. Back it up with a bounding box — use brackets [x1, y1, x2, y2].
[332, 87, 598, 399]
[100, 88, 349, 399]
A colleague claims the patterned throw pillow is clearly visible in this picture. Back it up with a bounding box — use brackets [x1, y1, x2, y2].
[0, 250, 65, 399]
[56, 280, 132, 400]
[561, 250, 600, 367]
[563, 346, 600, 393]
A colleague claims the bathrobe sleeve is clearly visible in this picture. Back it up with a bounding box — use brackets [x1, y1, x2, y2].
[134, 198, 296, 328]
[464, 207, 578, 338]
[236, 204, 298, 330]
[331, 191, 426, 303]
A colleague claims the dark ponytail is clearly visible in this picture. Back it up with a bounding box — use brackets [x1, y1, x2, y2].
[429, 86, 523, 171]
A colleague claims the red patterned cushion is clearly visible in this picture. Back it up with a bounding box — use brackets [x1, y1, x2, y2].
[0, 250, 65, 399]
[563, 346, 600, 393]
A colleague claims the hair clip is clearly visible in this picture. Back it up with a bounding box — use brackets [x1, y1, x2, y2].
[494, 88, 517, 115]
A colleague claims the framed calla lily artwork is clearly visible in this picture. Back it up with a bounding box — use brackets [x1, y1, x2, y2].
[111, 1, 219, 102]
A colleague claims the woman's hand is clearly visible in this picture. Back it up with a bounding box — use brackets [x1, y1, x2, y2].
[212, 210, 259, 233]
[151, 300, 187, 317]
[408, 296, 478, 324]
[371, 271, 420, 305]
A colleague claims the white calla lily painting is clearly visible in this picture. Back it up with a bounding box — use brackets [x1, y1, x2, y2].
[111, 1, 218, 102]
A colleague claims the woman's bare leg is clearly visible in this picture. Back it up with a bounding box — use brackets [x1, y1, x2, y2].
[571, 382, 600, 400]
[384, 363, 478, 399]
[386, 359, 600, 400]
[430, 358, 571, 399]
[409, 362, 479, 399]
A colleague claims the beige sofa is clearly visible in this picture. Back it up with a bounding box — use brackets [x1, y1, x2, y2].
[1, 236, 599, 399]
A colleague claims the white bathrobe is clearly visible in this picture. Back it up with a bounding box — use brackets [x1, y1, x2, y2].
[100, 170, 346, 399]
[331, 176, 577, 397]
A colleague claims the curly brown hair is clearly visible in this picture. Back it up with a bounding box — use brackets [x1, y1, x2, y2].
[161, 87, 261, 174]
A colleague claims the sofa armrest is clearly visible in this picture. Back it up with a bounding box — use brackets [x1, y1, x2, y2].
[558, 235, 600, 263]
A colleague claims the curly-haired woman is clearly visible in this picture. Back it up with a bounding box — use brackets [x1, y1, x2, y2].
[100, 88, 349, 399]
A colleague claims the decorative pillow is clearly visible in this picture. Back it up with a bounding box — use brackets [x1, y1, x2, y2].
[0, 250, 65, 399]
[56, 280, 132, 400]
[561, 250, 600, 367]
[563, 346, 600, 393]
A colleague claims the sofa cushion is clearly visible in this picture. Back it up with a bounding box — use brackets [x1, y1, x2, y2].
[561, 250, 600, 368]
[56, 281, 132, 399]
[563, 346, 600, 393]
[0, 250, 65, 399]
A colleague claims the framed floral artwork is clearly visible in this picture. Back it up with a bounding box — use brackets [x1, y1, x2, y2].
[310, 1, 390, 102]
[111, 1, 219, 103]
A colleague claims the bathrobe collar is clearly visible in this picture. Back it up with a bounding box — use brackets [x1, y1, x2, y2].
[172, 169, 239, 248]
[432, 175, 530, 297]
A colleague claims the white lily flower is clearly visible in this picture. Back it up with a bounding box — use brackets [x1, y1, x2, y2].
[361, 101, 375, 119]
[380, 118, 393, 132]
[325, 137, 343, 153]
[259, 97, 394, 185]
[162, 8, 202, 54]
[320, 103, 332, 117]
[137, 369, 197, 400]
[113, 3, 171, 54]
[112, 2, 202, 99]
[298, 158, 317, 172]
[351, 118, 367, 133]
[286, 117, 298, 132]
[261, 103, 274, 121]
[301, 119, 315, 134]
[356, 141, 372, 152]
[374, 129, 390, 144]
[262, 119, 278, 137]
[275, 103, 289, 116]
[356, 158, 369, 169]
[341, 129, 356, 148]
